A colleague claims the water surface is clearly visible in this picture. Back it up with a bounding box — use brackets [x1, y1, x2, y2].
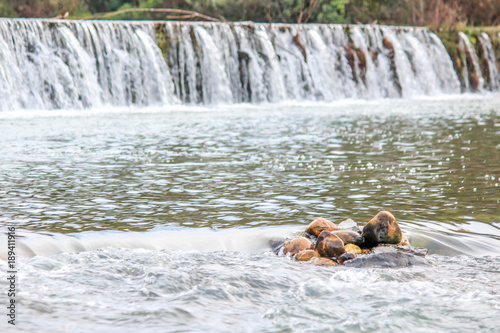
[1, 96, 499, 332]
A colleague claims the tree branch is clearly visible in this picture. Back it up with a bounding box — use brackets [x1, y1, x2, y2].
[82, 8, 221, 22]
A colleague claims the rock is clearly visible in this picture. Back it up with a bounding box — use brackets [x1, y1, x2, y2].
[311, 257, 337, 266]
[398, 232, 409, 246]
[337, 218, 360, 232]
[314, 231, 345, 258]
[305, 218, 338, 237]
[284, 236, 313, 256]
[356, 49, 366, 72]
[371, 244, 428, 257]
[382, 37, 394, 54]
[362, 211, 402, 246]
[269, 239, 285, 255]
[337, 252, 356, 264]
[344, 243, 362, 254]
[343, 252, 428, 268]
[469, 72, 479, 92]
[332, 230, 364, 246]
[296, 249, 320, 262]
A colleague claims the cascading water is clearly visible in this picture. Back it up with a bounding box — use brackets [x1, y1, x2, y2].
[478, 32, 500, 91]
[459, 31, 485, 92]
[0, 19, 476, 111]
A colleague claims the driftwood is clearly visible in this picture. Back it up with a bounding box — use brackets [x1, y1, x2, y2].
[82, 8, 220, 22]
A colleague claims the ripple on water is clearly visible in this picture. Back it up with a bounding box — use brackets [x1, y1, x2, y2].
[0, 248, 497, 332]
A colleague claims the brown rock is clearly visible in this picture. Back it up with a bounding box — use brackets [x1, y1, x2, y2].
[332, 230, 364, 246]
[311, 257, 337, 266]
[469, 72, 479, 92]
[362, 211, 402, 247]
[344, 243, 362, 254]
[397, 232, 409, 246]
[314, 231, 345, 258]
[296, 249, 320, 262]
[284, 236, 313, 256]
[383, 38, 394, 53]
[356, 49, 366, 71]
[305, 218, 338, 237]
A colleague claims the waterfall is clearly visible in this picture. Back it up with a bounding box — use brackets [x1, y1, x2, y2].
[478, 32, 500, 91]
[459, 31, 485, 92]
[0, 19, 469, 111]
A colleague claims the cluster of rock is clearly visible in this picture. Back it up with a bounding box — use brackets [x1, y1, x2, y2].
[272, 211, 427, 267]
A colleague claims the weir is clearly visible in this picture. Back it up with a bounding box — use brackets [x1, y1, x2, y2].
[0, 18, 497, 111]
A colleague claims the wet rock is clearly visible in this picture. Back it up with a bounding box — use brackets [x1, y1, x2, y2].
[371, 244, 428, 257]
[296, 249, 320, 262]
[332, 230, 364, 246]
[269, 239, 285, 255]
[314, 231, 345, 258]
[356, 49, 366, 72]
[398, 232, 409, 246]
[284, 236, 313, 256]
[362, 211, 402, 246]
[311, 257, 337, 266]
[469, 72, 479, 92]
[337, 218, 360, 232]
[293, 33, 307, 62]
[343, 252, 428, 268]
[382, 37, 394, 54]
[344, 243, 362, 254]
[305, 218, 338, 237]
[337, 252, 356, 264]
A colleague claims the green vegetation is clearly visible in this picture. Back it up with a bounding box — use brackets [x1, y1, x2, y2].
[1, 0, 498, 29]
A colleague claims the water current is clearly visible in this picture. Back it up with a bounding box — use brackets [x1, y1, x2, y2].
[0, 96, 499, 332]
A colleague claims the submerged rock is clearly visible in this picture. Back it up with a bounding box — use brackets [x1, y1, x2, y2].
[284, 236, 313, 256]
[344, 252, 428, 268]
[362, 211, 402, 246]
[332, 230, 364, 246]
[306, 218, 338, 237]
[311, 257, 337, 266]
[314, 231, 345, 258]
[296, 250, 320, 262]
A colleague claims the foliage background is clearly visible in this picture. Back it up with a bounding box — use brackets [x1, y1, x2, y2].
[1, 0, 500, 29]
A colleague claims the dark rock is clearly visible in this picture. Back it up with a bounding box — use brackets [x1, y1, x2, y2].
[332, 230, 364, 246]
[343, 252, 428, 268]
[362, 211, 402, 246]
[371, 244, 428, 257]
[269, 239, 285, 255]
[337, 252, 356, 265]
[306, 218, 338, 237]
[314, 231, 345, 258]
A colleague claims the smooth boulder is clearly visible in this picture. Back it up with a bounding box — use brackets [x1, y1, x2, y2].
[332, 230, 364, 246]
[362, 211, 402, 246]
[311, 257, 337, 266]
[296, 249, 320, 261]
[284, 236, 313, 256]
[306, 218, 338, 237]
[344, 243, 362, 254]
[314, 231, 345, 258]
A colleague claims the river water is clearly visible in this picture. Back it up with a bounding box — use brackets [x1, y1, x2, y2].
[1, 96, 499, 332]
